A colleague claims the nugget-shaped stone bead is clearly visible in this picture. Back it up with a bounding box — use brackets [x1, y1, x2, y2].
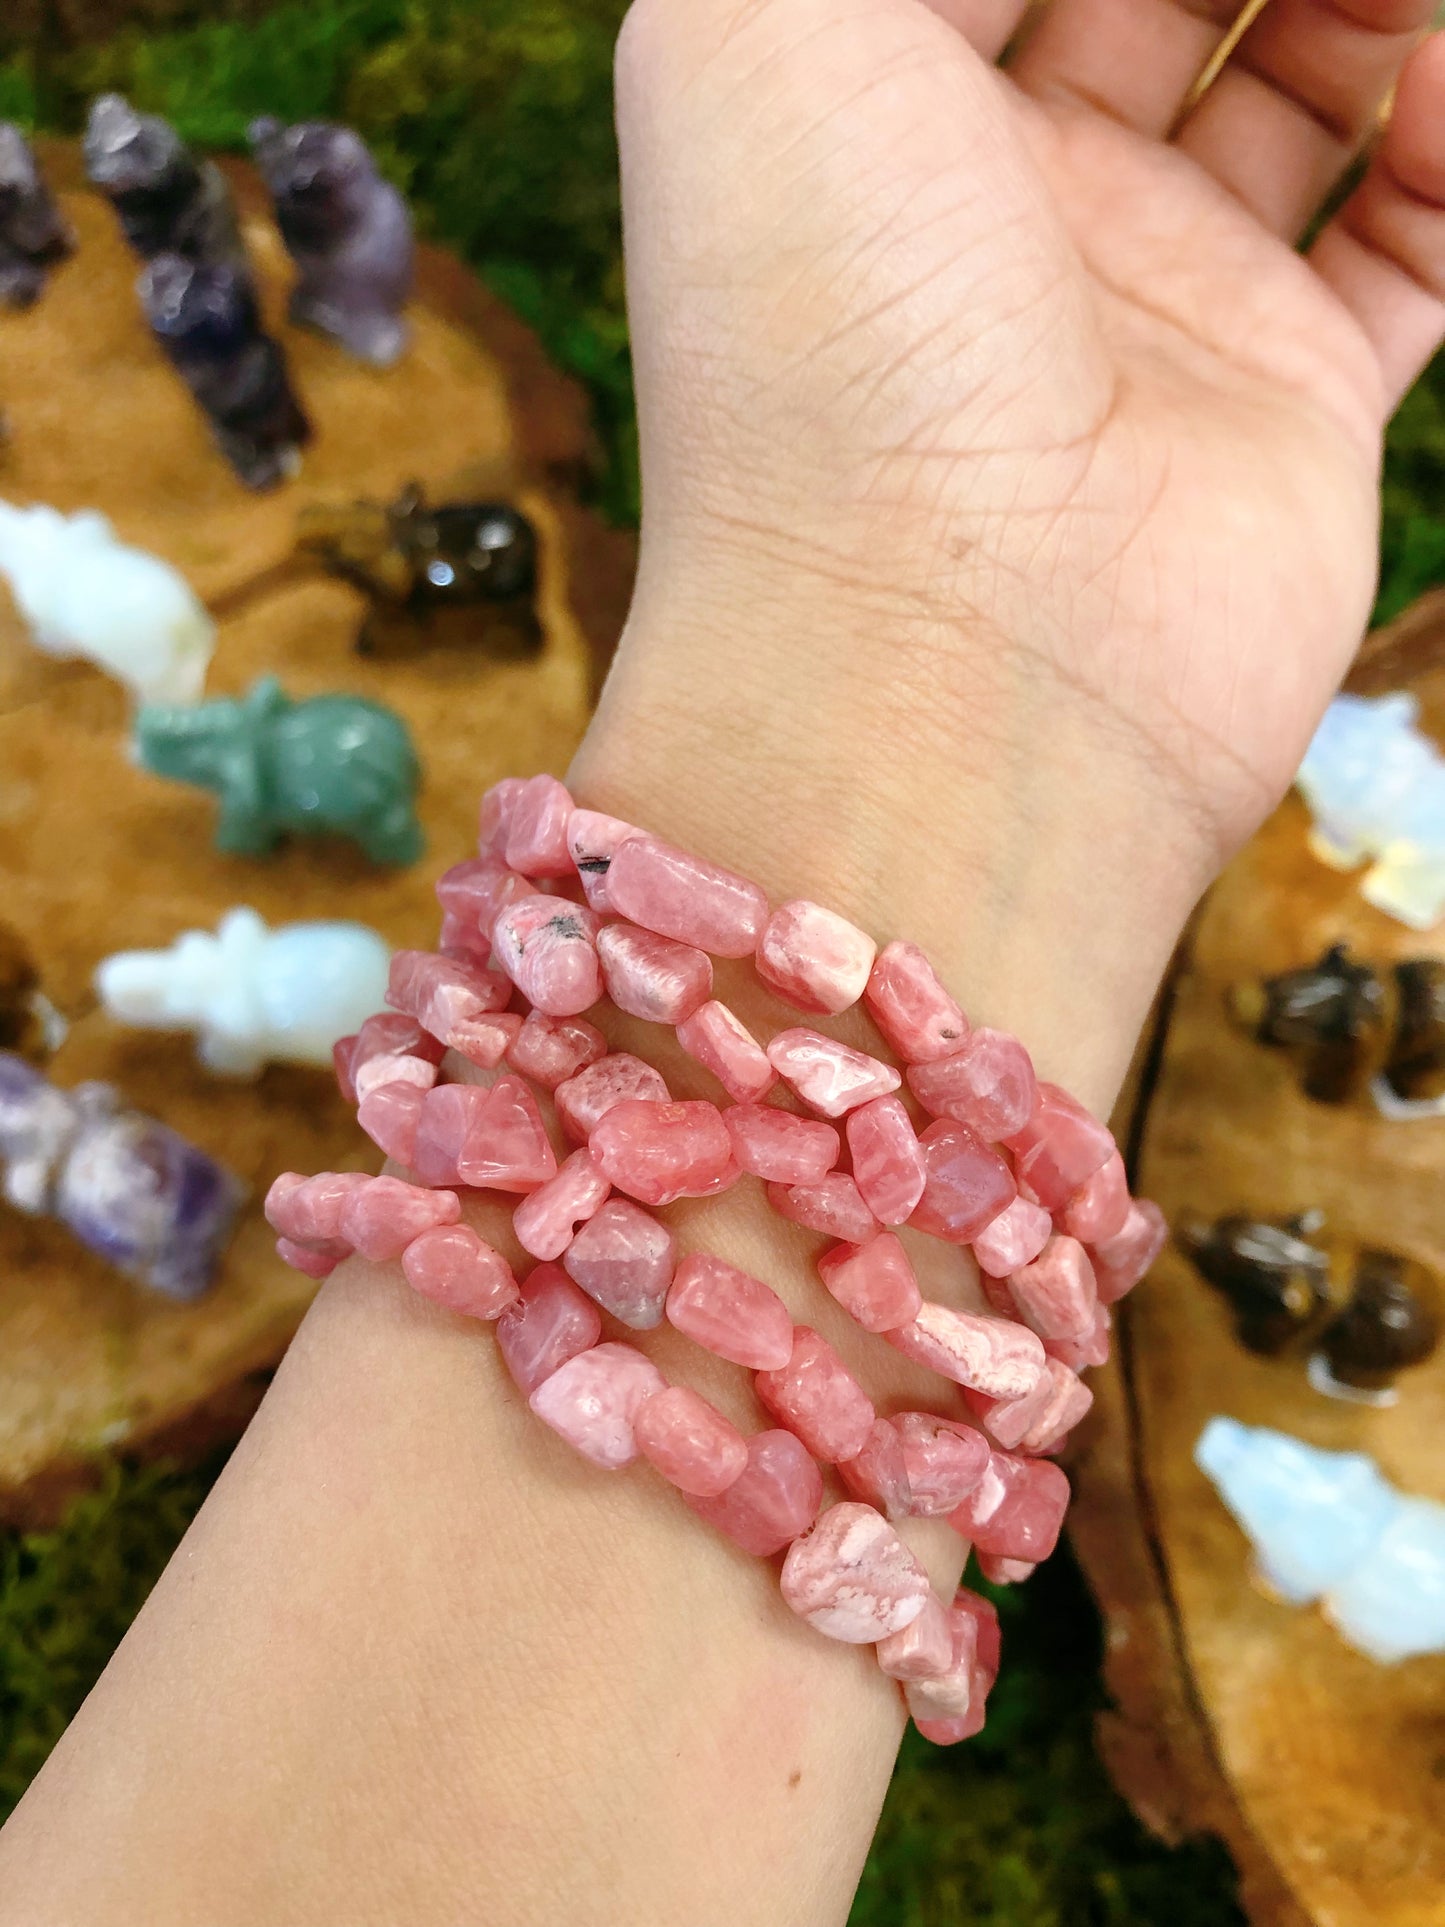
[907, 1028, 1037, 1141]
[435, 856, 531, 956]
[352, 1048, 438, 1103]
[1058, 1149, 1130, 1243]
[338, 1175, 461, 1262]
[948, 1450, 1070, 1561]
[723, 1104, 839, 1184]
[357, 1080, 427, 1165]
[972, 1195, 1053, 1277]
[961, 1370, 1059, 1450]
[386, 948, 513, 1060]
[606, 834, 769, 958]
[910, 1119, 1015, 1243]
[838, 1417, 912, 1519]
[1009, 1235, 1098, 1343]
[562, 1197, 675, 1329]
[687, 1429, 823, 1556]
[675, 1000, 776, 1103]
[755, 1327, 875, 1463]
[554, 1052, 670, 1144]
[767, 1173, 879, 1245]
[479, 776, 525, 855]
[634, 1386, 749, 1497]
[846, 1094, 926, 1224]
[912, 1591, 1001, 1744]
[755, 899, 876, 1014]
[666, 1251, 794, 1369]
[496, 1262, 601, 1395]
[887, 1301, 1046, 1400]
[504, 773, 575, 878]
[1045, 1308, 1111, 1373]
[865, 942, 970, 1063]
[265, 1169, 366, 1258]
[1090, 1199, 1167, 1304]
[780, 1502, 930, 1643]
[895, 1413, 990, 1516]
[529, 1341, 667, 1469]
[512, 1149, 611, 1261]
[976, 1554, 1036, 1585]
[816, 1232, 920, 1333]
[596, 922, 713, 1024]
[877, 1590, 954, 1681]
[766, 1028, 901, 1118]
[1002, 1082, 1114, 1210]
[345, 1012, 445, 1099]
[589, 1098, 736, 1206]
[492, 895, 602, 1018]
[904, 1594, 982, 1722]
[458, 1076, 558, 1194]
[406, 1082, 485, 1185]
[1016, 1358, 1094, 1455]
[565, 807, 638, 913]
[277, 1237, 341, 1279]
[402, 1224, 518, 1319]
[505, 1009, 607, 1090]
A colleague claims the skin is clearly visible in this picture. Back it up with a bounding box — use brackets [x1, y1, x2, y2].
[5, 2, 1445, 1921]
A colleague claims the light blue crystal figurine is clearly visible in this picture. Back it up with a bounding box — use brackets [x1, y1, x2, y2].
[1296, 693, 1445, 929]
[1195, 1416, 1445, 1663]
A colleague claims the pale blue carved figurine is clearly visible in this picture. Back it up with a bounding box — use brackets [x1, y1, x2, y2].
[1196, 1416, 1445, 1663]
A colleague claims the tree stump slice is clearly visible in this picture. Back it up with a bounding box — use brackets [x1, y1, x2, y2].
[1071, 611, 1445, 1927]
[0, 145, 634, 1523]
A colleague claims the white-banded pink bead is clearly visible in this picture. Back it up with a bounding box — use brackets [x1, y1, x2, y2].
[504, 773, 575, 878]
[666, 1251, 794, 1370]
[895, 1413, 989, 1516]
[887, 1300, 1046, 1400]
[337, 1176, 461, 1262]
[755, 899, 876, 1015]
[357, 1081, 426, 1165]
[767, 1173, 879, 1245]
[1002, 1083, 1115, 1210]
[1017, 1358, 1094, 1454]
[767, 1028, 901, 1118]
[903, 1598, 982, 1723]
[877, 1590, 954, 1681]
[1008, 1235, 1098, 1343]
[780, 1502, 930, 1644]
[865, 942, 969, 1063]
[837, 1417, 912, 1519]
[674, 1000, 776, 1103]
[972, 1195, 1053, 1277]
[554, 1052, 670, 1144]
[562, 1197, 676, 1329]
[633, 1386, 749, 1498]
[816, 1233, 921, 1333]
[962, 1371, 1059, 1450]
[1058, 1150, 1130, 1243]
[495, 1262, 601, 1394]
[352, 1049, 438, 1103]
[402, 1224, 519, 1319]
[846, 1094, 925, 1224]
[528, 1341, 668, 1469]
[722, 1104, 839, 1184]
[589, 1098, 737, 1207]
[512, 1149, 611, 1261]
[1091, 1200, 1167, 1304]
[385, 949, 513, 1060]
[491, 894, 602, 1018]
[756, 1327, 875, 1463]
[906, 1028, 1037, 1142]
[505, 1009, 607, 1090]
[605, 833, 769, 959]
[435, 856, 532, 955]
[565, 807, 639, 912]
[596, 922, 713, 1024]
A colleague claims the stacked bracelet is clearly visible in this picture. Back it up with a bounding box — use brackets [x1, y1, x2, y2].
[266, 773, 1166, 1745]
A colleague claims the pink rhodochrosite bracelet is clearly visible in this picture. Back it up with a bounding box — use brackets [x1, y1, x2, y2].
[266, 773, 1167, 1745]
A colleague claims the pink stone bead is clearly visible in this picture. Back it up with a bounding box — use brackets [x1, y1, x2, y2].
[887, 1300, 1046, 1400]
[352, 1049, 439, 1103]
[565, 807, 639, 912]
[276, 1236, 339, 1279]
[332, 1034, 359, 1104]
[357, 1081, 426, 1166]
[846, 1094, 926, 1224]
[976, 1554, 1036, 1585]
[909, 1120, 1015, 1243]
[864, 941, 969, 1063]
[766, 1028, 901, 1118]
[837, 1417, 912, 1520]
[912, 1591, 1000, 1744]
[562, 1197, 675, 1329]
[767, 1173, 879, 1245]
[589, 1098, 737, 1207]
[605, 833, 769, 959]
[495, 1262, 602, 1395]
[264, 1169, 367, 1251]
[1058, 1149, 1130, 1244]
[878, 1590, 955, 1682]
[755, 1327, 876, 1463]
[722, 1104, 839, 1184]
[895, 1413, 989, 1516]
[455, 1075, 558, 1194]
[779, 1502, 930, 1643]
[479, 776, 525, 855]
[346, 1012, 445, 1094]
[972, 1195, 1053, 1278]
[1016, 1358, 1094, 1455]
[755, 899, 876, 1015]
[408, 1082, 488, 1186]
[1008, 1235, 1099, 1343]
[948, 1450, 1070, 1562]
[435, 856, 532, 954]
[491, 894, 602, 1018]
[596, 922, 713, 1024]
[906, 1028, 1037, 1141]
[555, 1052, 670, 1145]
[686, 1429, 823, 1556]
[961, 1371, 1058, 1450]
[504, 773, 576, 878]
[816, 1232, 921, 1333]
[675, 1000, 776, 1103]
[665, 1251, 794, 1370]
[1046, 1307, 1111, 1373]
[1090, 1198, 1167, 1304]
[903, 1594, 982, 1723]
[385, 949, 514, 1061]
[401, 1224, 519, 1319]
[512, 1149, 611, 1261]
[505, 1009, 607, 1090]
[337, 1176, 461, 1262]
[528, 1340, 668, 1469]
[1002, 1082, 1115, 1210]
[633, 1386, 749, 1498]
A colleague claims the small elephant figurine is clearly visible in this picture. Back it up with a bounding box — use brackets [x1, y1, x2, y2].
[248, 116, 413, 367]
[0, 123, 74, 309]
[84, 93, 247, 273]
[134, 674, 424, 865]
[97, 907, 392, 1077]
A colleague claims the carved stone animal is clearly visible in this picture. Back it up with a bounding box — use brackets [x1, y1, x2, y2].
[0, 123, 73, 309]
[84, 92, 246, 272]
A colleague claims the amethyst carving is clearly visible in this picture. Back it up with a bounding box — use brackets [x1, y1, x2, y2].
[0, 1052, 242, 1300]
[0, 123, 74, 309]
[84, 93, 246, 274]
[248, 116, 413, 366]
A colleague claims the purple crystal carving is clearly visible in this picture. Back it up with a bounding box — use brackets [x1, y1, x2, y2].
[248, 117, 413, 367]
[0, 123, 74, 309]
[84, 93, 247, 274]
[141, 252, 311, 490]
[0, 1052, 242, 1300]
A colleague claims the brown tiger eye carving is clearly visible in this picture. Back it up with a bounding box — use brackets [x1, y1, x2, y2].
[1317, 1250, 1440, 1394]
[1178, 1211, 1332, 1355]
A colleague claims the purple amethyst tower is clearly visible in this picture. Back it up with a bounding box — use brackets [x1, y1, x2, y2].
[0, 1052, 242, 1300]
[83, 93, 246, 275]
[0, 123, 74, 309]
[248, 116, 413, 367]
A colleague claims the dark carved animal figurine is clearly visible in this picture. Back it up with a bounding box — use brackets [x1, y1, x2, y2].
[0, 124, 73, 309]
[141, 252, 310, 490]
[296, 483, 541, 655]
[0, 922, 63, 1061]
[248, 116, 413, 366]
[83, 93, 246, 273]
[135, 674, 424, 865]
[1314, 1251, 1439, 1399]
[1178, 1210, 1333, 1356]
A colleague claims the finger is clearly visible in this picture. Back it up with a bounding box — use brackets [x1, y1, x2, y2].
[1175, 0, 1434, 239]
[1008, 0, 1227, 136]
[915, 0, 1034, 63]
[1311, 34, 1445, 409]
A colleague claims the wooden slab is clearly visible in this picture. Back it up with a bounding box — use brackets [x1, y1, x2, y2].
[0, 146, 633, 1522]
